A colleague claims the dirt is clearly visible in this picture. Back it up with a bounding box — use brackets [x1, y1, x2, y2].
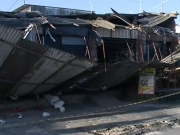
[91, 119, 180, 135]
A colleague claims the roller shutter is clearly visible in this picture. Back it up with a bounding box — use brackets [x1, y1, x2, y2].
[62, 36, 86, 57]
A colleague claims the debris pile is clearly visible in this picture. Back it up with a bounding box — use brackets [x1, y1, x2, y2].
[91, 119, 180, 135]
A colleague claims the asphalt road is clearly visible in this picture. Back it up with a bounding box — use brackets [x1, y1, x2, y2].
[1, 103, 180, 135]
[1, 92, 180, 135]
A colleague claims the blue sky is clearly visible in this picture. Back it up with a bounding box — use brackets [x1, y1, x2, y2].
[0, 0, 180, 24]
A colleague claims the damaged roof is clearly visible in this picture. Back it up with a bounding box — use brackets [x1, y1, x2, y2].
[68, 61, 170, 91]
[161, 47, 180, 64]
[137, 12, 178, 27]
[0, 24, 96, 97]
[10, 6, 179, 28]
[0, 11, 115, 30]
[13, 4, 92, 15]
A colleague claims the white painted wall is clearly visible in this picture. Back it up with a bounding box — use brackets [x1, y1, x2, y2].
[176, 25, 180, 33]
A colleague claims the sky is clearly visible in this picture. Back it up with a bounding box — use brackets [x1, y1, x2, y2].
[0, 0, 180, 24]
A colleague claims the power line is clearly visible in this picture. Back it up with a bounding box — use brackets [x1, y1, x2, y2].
[8, 0, 19, 11]
[23, 0, 27, 12]
[127, 0, 180, 12]
[62, 0, 110, 11]
[62, 0, 180, 13]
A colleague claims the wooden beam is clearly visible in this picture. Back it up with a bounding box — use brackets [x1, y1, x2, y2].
[152, 42, 159, 60]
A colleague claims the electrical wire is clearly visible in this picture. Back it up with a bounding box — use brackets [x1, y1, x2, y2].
[8, 0, 19, 11]
[62, 0, 180, 13]
[126, 0, 179, 12]
[23, 0, 26, 12]
[7, 0, 180, 15]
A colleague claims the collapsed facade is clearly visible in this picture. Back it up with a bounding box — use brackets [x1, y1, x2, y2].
[0, 4, 179, 98]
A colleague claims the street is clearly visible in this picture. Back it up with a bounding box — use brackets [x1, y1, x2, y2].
[1, 101, 180, 135]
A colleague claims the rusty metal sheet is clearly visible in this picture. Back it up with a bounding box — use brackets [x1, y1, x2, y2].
[0, 24, 96, 97]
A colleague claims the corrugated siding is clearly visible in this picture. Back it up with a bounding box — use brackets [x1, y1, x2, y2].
[131, 30, 139, 39]
[112, 29, 138, 39]
[62, 36, 85, 45]
[96, 27, 111, 37]
[96, 27, 138, 39]
[0, 24, 96, 97]
[62, 36, 86, 57]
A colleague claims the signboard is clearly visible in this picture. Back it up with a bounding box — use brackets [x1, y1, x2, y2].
[140, 68, 156, 76]
[138, 68, 155, 94]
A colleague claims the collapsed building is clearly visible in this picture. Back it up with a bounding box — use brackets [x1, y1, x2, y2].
[0, 4, 179, 98]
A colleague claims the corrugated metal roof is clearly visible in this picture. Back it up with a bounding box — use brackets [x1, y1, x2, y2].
[13, 4, 92, 15]
[138, 14, 174, 27]
[78, 18, 115, 30]
[0, 17, 115, 31]
[76, 61, 170, 90]
[0, 18, 30, 28]
[143, 26, 177, 37]
[78, 61, 142, 89]
[0, 24, 96, 97]
[47, 17, 90, 25]
[161, 48, 180, 64]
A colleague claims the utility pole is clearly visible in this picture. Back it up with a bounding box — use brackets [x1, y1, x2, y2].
[23, 0, 27, 12]
[160, 0, 168, 12]
[89, 2, 92, 13]
[161, 2, 164, 12]
[140, 0, 142, 13]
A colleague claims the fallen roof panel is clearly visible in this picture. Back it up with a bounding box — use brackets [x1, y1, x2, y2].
[0, 24, 96, 97]
[138, 14, 175, 27]
[78, 61, 142, 90]
[73, 61, 170, 91]
[161, 47, 180, 64]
